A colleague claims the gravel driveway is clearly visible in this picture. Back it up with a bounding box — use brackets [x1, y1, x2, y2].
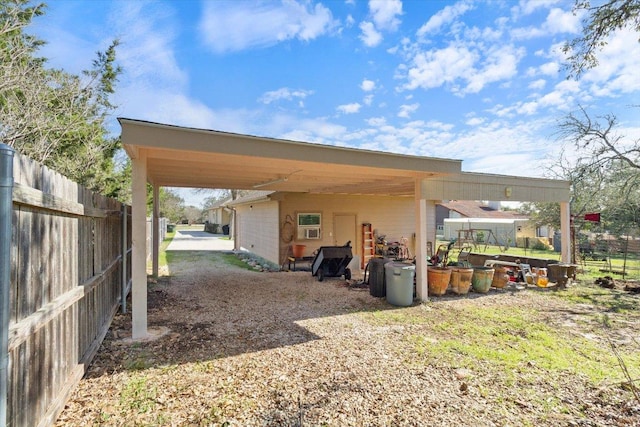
[166, 228, 234, 251]
[56, 250, 640, 426]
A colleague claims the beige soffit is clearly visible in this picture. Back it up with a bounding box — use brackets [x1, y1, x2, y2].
[119, 118, 462, 197]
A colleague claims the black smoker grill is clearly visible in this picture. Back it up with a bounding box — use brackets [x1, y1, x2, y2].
[311, 241, 353, 281]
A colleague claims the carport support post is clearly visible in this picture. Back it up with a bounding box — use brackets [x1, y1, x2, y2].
[415, 179, 429, 301]
[560, 202, 571, 264]
[152, 184, 159, 278]
[131, 150, 148, 339]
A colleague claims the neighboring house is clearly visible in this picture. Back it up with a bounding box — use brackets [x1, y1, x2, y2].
[228, 191, 416, 272]
[205, 197, 232, 233]
[437, 200, 545, 248]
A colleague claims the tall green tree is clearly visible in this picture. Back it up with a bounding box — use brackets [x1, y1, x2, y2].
[147, 187, 185, 223]
[183, 206, 202, 224]
[564, 0, 640, 77]
[0, 0, 124, 197]
[598, 161, 640, 235]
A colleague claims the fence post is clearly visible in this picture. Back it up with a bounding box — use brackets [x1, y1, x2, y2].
[0, 143, 15, 427]
[121, 205, 128, 314]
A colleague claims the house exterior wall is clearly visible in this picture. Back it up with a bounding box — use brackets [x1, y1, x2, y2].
[235, 200, 280, 264]
[519, 221, 538, 238]
[207, 207, 231, 226]
[278, 193, 416, 268]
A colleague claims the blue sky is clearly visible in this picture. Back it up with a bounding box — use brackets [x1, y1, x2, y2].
[32, 0, 640, 207]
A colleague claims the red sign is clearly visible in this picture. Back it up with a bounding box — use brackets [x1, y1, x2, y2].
[584, 213, 601, 223]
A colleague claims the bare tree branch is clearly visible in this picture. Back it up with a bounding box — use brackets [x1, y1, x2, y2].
[564, 0, 640, 78]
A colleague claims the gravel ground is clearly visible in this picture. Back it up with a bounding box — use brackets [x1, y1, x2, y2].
[55, 252, 640, 426]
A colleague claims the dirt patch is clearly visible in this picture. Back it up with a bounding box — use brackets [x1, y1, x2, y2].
[56, 253, 640, 426]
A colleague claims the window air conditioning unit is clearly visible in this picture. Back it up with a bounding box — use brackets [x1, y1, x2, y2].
[304, 227, 321, 239]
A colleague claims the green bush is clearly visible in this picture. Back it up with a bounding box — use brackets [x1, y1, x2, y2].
[531, 239, 549, 251]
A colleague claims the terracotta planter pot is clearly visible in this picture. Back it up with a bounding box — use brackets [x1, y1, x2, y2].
[472, 267, 494, 293]
[427, 267, 451, 296]
[449, 267, 473, 295]
[492, 266, 510, 288]
[292, 244, 306, 258]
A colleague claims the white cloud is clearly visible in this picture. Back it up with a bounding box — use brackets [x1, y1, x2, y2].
[402, 43, 523, 95]
[94, 2, 229, 130]
[511, 7, 581, 40]
[503, 78, 581, 116]
[111, 2, 187, 88]
[199, 1, 338, 53]
[279, 119, 348, 145]
[369, 0, 402, 31]
[465, 45, 524, 93]
[258, 88, 314, 104]
[403, 44, 478, 91]
[345, 14, 355, 27]
[337, 102, 362, 114]
[363, 94, 374, 106]
[582, 28, 640, 94]
[359, 21, 382, 47]
[539, 62, 559, 77]
[398, 103, 419, 118]
[358, 0, 402, 47]
[361, 79, 376, 91]
[417, 0, 474, 37]
[544, 7, 581, 34]
[466, 117, 485, 126]
[529, 79, 547, 90]
[366, 117, 387, 126]
[426, 120, 454, 131]
[513, 0, 561, 17]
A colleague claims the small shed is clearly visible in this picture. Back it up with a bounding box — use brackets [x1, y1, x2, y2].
[443, 217, 529, 247]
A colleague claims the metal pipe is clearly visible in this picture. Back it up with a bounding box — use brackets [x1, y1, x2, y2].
[152, 185, 159, 278]
[0, 143, 15, 427]
[121, 204, 128, 314]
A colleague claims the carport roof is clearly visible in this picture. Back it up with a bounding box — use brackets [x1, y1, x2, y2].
[119, 118, 462, 196]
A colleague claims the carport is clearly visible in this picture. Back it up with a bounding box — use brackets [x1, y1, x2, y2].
[119, 118, 572, 339]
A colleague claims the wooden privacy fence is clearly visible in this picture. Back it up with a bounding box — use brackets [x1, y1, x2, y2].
[5, 151, 132, 427]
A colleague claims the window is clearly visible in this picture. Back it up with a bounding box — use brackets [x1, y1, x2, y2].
[297, 213, 321, 240]
[298, 213, 321, 226]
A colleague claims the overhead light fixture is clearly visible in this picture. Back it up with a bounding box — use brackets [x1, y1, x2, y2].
[252, 170, 302, 189]
[253, 177, 288, 189]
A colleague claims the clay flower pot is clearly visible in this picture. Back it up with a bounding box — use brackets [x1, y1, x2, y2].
[449, 267, 474, 295]
[472, 267, 494, 293]
[427, 267, 451, 296]
[491, 266, 510, 288]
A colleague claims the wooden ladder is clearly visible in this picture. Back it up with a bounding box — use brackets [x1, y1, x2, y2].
[362, 223, 375, 269]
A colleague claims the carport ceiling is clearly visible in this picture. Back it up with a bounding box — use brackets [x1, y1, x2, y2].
[119, 118, 462, 197]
